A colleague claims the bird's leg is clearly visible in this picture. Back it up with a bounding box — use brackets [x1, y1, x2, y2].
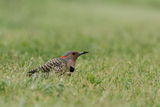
[45, 72, 49, 79]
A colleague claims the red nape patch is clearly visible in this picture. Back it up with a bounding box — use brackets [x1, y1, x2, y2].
[60, 56, 67, 58]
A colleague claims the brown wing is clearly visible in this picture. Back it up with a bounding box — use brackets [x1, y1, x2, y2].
[39, 58, 67, 72]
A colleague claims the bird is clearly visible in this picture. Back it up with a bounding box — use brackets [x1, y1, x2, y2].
[28, 51, 88, 76]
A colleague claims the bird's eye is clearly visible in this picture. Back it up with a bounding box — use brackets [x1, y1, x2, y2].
[72, 53, 76, 55]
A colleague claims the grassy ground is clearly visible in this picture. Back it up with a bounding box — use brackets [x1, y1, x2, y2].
[0, 0, 160, 107]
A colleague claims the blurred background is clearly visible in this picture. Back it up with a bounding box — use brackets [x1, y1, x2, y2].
[0, 0, 160, 58]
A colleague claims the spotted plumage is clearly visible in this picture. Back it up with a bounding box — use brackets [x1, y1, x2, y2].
[28, 51, 88, 76]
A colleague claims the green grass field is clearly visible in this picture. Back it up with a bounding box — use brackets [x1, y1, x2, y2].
[0, 0, 160, 107]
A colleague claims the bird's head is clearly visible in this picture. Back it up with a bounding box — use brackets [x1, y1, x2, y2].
[60, 51, 88, 72]
[60, 51, 88, 61]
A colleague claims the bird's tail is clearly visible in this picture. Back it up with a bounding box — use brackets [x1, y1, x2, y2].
[28, 68, 38, 76]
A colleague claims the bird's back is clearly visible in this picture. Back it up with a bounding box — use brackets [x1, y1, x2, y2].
[28, 58, 68, 76]
[39, 58, 67, 73]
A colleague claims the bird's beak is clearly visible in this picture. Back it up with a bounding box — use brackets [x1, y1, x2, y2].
[79, 51, 89, 56]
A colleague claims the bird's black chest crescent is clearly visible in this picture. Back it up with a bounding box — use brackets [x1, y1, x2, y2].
[70, 66, 75, 72]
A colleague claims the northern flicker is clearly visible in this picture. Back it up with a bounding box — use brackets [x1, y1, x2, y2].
[28, 51, 88, 76]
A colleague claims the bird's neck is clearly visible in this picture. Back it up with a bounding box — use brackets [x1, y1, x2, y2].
[60, 56, 77, 70]
[66, 59, 76, 68]
[60, 56, 67, 58]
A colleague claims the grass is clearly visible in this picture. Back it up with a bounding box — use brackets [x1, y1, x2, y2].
[0, 0, 160, 107]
